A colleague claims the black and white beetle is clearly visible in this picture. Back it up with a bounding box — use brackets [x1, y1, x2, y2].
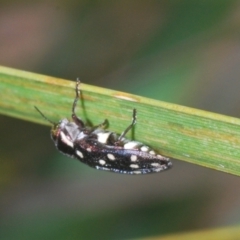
[35, 79, 172, 174]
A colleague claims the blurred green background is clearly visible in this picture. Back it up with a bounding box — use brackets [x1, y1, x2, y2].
[1, 1, 240, 239]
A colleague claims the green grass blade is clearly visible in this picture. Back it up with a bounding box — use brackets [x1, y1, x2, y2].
[140, 225, 240, 240]
[1, 65, 240, 176]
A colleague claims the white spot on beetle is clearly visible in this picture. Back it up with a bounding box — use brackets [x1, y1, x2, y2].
[107, 153, 115, 160]
[86, 148, 91, 152]
[130, 164, 139, 169]
[140, 146, 149, 152]
[149, 150, 156, 155]
[76, 150, 84, 158]
[99, 159, 106, 165]
[60, 132, 73, 148]
[97, 132, 111, 144]
[151, 163, 161, 167]
[130, 155, 137, 162]
[154, 168, 162, 172]
[157, 154, 168, 160]
[124, 141, 139, 149]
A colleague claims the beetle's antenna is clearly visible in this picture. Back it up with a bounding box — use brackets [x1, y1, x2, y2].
[118, 108, 137, 141]
[72, 78, 81, 116]
[34, 106, 56, 125]
[71, 78, 85, 127]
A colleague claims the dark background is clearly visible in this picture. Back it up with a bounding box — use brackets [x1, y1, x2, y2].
[1, 1, 240, 239]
